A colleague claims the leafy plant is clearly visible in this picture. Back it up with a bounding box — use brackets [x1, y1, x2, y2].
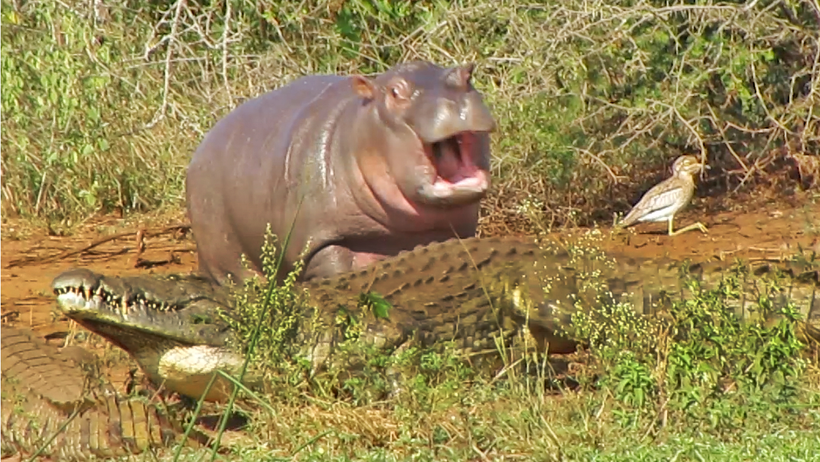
[4, 0, 818, 229]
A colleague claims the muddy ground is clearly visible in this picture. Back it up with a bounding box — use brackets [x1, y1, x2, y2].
[2, 196, 819, 392]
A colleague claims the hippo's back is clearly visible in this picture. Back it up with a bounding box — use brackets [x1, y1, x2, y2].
[186, 74, 353, 284]
[190, 74, 348, 170]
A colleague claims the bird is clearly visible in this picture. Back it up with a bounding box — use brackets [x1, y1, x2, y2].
[618, 155, 708, 236]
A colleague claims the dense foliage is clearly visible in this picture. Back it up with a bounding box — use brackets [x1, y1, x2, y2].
[2, 0, 819, 227]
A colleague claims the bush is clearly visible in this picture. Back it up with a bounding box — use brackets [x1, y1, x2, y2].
[574, 264, 810, 433]
[2, 0, 818, 227]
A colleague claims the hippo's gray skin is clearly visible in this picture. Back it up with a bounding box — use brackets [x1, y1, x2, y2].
[186, 61, 497, 285]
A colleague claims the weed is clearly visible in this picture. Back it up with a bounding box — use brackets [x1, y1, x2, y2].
[565, 254, 815, 442]
[220, 225, 312, 394]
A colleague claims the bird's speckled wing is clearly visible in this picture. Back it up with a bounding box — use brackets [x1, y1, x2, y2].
[621, 178, 692, 226]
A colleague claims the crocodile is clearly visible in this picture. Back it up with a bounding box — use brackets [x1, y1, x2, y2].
[52, 236, 820, 403]
[1, 325, 205, 460]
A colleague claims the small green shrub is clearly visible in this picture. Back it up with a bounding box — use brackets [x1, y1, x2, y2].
[220, 226, 312, 395]
[571, 260, 810, 430]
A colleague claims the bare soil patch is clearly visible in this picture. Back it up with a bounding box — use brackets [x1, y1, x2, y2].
[2, 198, 818, 393]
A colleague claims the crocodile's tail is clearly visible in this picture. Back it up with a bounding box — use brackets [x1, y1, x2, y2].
[1, 325, 205, 460]
[512, 250, 820, 353]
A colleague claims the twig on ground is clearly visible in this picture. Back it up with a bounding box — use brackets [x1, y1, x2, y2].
[4, 224, 191, 268]
[130, 228, 147, 267]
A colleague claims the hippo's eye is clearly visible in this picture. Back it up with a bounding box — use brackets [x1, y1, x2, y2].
[389, 80, 411, 102]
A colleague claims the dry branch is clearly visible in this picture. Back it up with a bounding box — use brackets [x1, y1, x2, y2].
[4, 225, 191, 269]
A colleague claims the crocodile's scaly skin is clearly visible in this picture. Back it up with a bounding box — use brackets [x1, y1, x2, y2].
[53, 236, 820, 402]
[1, 325, 93, 413]
[299, 236, 819, 359]
[0, 326, 202, 460]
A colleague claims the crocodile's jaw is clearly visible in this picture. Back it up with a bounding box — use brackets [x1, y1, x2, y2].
[158, 345, 246, 402]
[55, 290, 244, 402]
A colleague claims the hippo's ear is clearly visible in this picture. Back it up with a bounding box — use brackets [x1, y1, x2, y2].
[351, 75, 377, 100]
[445, 63, 475, 89]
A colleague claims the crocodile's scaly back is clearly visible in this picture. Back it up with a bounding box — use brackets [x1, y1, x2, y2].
[297, 237, 581, 362]
[0, 325, 202, 460]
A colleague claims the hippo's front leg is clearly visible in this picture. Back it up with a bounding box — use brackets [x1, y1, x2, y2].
[303, 245, 357, 280]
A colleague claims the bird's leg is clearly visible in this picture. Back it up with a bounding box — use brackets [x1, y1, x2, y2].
[613, 214, 627, 234]
[669, 219, 708, 236]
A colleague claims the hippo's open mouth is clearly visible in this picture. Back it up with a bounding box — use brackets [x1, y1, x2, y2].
[420, 131, 490, 206]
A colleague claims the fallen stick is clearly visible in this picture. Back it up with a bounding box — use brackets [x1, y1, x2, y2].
[4, 224, 191, 269]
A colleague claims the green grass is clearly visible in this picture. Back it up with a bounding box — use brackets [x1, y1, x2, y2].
[164, 367, 820, 461]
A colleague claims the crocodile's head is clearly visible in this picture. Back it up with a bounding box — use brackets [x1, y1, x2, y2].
[52, 268, 244, 402]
